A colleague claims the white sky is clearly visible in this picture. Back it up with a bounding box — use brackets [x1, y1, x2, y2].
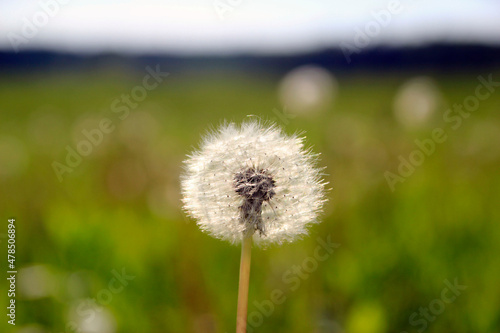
[0, 0, 499, 54]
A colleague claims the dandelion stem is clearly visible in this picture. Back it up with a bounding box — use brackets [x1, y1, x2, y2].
[236, 234, 252, 333]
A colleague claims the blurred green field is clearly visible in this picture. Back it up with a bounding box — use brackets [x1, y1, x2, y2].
[1, 67, 499, 333]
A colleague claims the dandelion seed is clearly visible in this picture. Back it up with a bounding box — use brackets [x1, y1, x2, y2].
[181, 120, 328, 333]
[181, 121, 327, 245]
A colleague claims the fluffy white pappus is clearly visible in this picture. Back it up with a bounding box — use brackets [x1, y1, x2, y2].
[181, 121, 327, 246]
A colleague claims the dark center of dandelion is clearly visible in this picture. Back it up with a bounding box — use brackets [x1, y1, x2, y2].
[234, 167, 276, 236]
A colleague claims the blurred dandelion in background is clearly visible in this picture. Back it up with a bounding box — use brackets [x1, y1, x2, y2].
[69, 304, 117, 333]
[278, 65, 337, 116]
[393, 76, 442, 128]
[18, 264, 57, 300]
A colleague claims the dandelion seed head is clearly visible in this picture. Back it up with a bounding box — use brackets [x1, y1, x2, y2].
[181, 121, 327, 246]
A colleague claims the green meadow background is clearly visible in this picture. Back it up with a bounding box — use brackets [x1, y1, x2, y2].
[1, 67, 499, 333]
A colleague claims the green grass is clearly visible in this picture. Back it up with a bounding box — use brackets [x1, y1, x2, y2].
[0, 67, 499, 333]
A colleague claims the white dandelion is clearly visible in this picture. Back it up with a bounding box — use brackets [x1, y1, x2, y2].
[181, 121, 327, 246]
[181, 120, 327, 333]
[278, 65, 337, 116]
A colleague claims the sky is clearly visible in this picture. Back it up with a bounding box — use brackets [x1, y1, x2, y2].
[0, 0, 499, 54]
